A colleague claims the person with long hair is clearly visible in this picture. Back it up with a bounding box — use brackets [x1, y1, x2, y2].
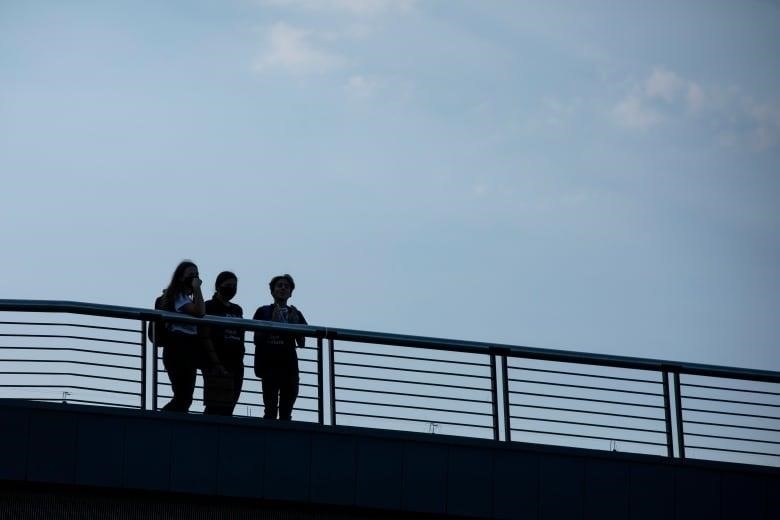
[204, 271, 245, 415]
[160, 260, 224, 412]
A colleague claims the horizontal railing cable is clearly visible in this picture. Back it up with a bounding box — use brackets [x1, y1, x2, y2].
[0, 371, 140, 384]
[685, 444, 780, 458]
[335, 384, 492, 404]
[0, 321, 139, 334]
[0, 334, 139, 346]
[335, 347, 490, 368]
[336, 399, 493, 418]
[681, 395, 780, 407]
[337, 411, 492, 430]
[681, 382, 780, 396]
[337, 373, 489, 392]
[509, 378, 663, 397]
[335, 360, 489, 380]
[0, 384, 141, 396]
[516, 403, 665, 422]
[510, 428, 669, 447]
[0, 345, 141, 359]
[510, 414, 668, 434]
[683, 407, 780, 421]
[509, 390, 665, 409]
[684, 420, 780, 432]
[1, 359, 141, 371]
[507, 365, 662, 385]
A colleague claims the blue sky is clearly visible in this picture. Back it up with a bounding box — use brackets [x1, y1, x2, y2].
[2, 0, 779, 371]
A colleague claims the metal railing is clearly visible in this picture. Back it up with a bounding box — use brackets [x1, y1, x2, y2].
[1, 299, 778, 468]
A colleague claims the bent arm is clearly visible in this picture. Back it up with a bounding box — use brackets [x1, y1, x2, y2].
[180, 285, 205, 317]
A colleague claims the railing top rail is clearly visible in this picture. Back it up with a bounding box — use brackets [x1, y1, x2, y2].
[1, 299, 778, 383]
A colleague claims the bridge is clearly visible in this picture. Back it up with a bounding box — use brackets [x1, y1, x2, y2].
[1, 299, 778, 518]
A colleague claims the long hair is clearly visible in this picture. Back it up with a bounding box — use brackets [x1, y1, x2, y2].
[163, 260, 198, 308]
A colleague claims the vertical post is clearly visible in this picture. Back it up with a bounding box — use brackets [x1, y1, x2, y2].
[152, 319, 159, 411]
[140, 321, 148, 410]
[317, 336, 324, 425]
[502, 354, 511, 442]
[662, 370, 674, 458]
[328, 338, 337, 426]
[673, 371, 686, 459]
[489, 353, 500, 441]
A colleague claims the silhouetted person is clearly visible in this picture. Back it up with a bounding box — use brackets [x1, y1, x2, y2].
[204, 271, 245, 415]
[160, 260, 224, 412]
[253, 274, 307, 420]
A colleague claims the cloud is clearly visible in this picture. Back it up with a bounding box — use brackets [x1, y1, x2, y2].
[686, 83, 705, 112]
[746, 101, 780, 150]
[614, 66, 705, 128]
[254, 22, 344, 75]
[345, 74, 378, 98]
[260, 0, 416, 15]
[612, 66, 780, 149]
[644, 67, 686, 103]
[613, 94, 663, 129]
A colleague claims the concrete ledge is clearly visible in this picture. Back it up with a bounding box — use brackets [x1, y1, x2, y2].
[1, 400, 778, 519]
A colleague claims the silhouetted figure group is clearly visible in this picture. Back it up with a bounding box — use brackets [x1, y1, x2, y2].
[156, 260, 306, 420]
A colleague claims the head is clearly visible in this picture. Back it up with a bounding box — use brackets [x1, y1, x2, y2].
[165, 260, 199, 298]
[214, 270, 238, 301]
[269, 274, 295, 304]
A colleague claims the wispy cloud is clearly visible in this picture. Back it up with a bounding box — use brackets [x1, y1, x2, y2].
[613, 66, 703, 129]
[745, 100, 780, 150]
[345, 74, 378, 98]
[260, 0, 416, 16]
[613, 66, 780, 149]
[612, 94, 663, 129]
[644, 67, 686, 103]
[253, 22, 345, 75]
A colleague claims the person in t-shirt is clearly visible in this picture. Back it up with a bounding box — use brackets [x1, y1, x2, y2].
[160, 260, 224, 412]
[204, 271, 245, 415]
[252, 274, 307, 420]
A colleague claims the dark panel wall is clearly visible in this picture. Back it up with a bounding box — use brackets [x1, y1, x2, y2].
[1, 401, 778, 519]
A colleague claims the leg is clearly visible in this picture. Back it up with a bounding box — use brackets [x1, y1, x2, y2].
[204, 350, 244, 416]
[161, 340, 196, 412]
[261, 373, 280, 419]
[202, 341, 233, 416]
[277, 370, 299, 421]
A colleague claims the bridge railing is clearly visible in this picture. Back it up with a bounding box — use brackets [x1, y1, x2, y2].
[1, 299, 778, 468]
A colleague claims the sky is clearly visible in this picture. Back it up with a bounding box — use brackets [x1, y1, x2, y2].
[1, 0, 779, 372]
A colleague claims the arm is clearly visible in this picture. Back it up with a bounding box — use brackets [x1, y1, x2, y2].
[252, 306, 268, 347]
[295, 309, 307, 348]
[179, 278, 206, 317]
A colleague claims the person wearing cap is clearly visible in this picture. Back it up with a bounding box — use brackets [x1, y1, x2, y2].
[252, 274, 307, 420]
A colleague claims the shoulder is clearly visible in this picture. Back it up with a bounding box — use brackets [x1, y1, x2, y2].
[205, 299, 218, 313]
[290, 305, 306, 323]
[231, 303, 244, 317]
[253, 305, 272, 320]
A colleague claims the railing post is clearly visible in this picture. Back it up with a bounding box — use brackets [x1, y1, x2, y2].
[662, 370, 674, 458]
[317, 336, 324, 425]
[489, 353, 500, 441]
[140, 321, 148, 410]
[673, 370, 686, 459]
[328, 338, 336, 426]
[502, 354, 511, 442]
[152, 319, 159, 411]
